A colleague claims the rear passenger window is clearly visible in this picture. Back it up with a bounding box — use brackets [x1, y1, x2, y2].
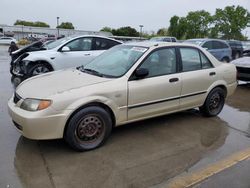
[202, 41, 212, 50]
[180, 48, 201, 71]
[95, 38, 120, 50]
[200, 53, 213, 69]
[220, 42, 229, 49]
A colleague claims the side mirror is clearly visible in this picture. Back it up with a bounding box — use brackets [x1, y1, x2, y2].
[134, 68, 149, 79]
[61, 46, 70, 52]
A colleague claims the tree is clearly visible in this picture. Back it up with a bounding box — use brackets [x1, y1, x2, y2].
[212, 5, 250, 40]
[100, 27, 112, 33]
[185, 10, 212, 39]
[112, 26, 139, 37]
[14, 20, 50, 27]
[157, 28, 168, 36]
[168, 16, 187, 39]
[57, 22, 74, 29]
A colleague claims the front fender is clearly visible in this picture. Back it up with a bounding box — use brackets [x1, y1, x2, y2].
[65, 95, 127, 126]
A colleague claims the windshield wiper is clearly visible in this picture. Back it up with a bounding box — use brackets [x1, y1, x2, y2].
[77, 66, 117, 78]
[78, 66, 104, 77]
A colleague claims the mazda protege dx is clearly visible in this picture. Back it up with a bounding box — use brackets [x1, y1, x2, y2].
[8, 42, 237, 151]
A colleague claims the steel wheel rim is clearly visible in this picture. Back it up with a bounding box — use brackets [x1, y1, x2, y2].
[75, 114, 105, 144]
[32, 66, 49, 75]
[209, 93, 221, 113]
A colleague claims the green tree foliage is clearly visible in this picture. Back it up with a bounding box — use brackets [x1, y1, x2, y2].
[57, 22, 75, 29]
[168, 16, 187, 39]
[185, 10, 212, 39]
[100, 26, 139, 37]
[14, 20, 50, 27]
[157, 28, 168, 36]
[168, 5, 250, 40]
[100, 27, 113, 33]
[113, 26, 139, 37]
[212, 5, 250, 40]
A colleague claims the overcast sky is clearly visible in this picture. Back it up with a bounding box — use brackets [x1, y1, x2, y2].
[1, 0, 250, 37]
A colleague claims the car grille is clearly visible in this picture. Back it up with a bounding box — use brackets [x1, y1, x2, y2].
[236, 66, 250, 74]
[13, 92, 22, 104]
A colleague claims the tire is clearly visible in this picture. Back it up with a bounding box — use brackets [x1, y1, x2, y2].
[199, 87, 225, 117]
[64, 106, 112, 151]
[28, 63, 51, 77]
[11, 75, 23, 88]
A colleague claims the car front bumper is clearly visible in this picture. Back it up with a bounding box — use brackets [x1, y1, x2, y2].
[8, 97, 72, 140]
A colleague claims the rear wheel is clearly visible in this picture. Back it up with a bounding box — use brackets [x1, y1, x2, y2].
[64, 106, 112, 151]
[28, 63, 51, 77]
[199, 87, 225, 117]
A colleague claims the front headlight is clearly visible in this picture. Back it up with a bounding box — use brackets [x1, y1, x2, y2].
[20, 98, 52, 111]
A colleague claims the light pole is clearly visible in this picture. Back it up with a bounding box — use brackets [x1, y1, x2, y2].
[139, 25, 143, 39]
[57, 17, 60, 38]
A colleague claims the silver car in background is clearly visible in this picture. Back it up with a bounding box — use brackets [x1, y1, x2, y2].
[185, 38, 232, 62]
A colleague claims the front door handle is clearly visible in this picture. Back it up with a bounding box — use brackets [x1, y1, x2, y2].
[209, 72, 216, 76]
[84, 54, 90, 56]
[169, 78, 179, 83]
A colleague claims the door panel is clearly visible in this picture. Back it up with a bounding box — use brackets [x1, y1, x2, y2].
[127, 47, 181, 121]
[53, 37, 95, 69]
[179, 47, 217, 109]
[128, 75, 182, 120]
[179, 69, 217, 109]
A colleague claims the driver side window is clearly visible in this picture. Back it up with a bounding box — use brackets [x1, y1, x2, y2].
[139, 48, 177, 78]
[64, 38, 93, 51]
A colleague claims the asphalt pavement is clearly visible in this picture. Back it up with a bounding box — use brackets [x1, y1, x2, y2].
[0, 45, 249, 188]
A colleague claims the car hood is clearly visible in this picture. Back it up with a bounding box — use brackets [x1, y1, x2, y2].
[231, 57, 250, 68]
[16, 69, 112, 99]
[24, 49, 56, 61]
[12, 41, 43, 55]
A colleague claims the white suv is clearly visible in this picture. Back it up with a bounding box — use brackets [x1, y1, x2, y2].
[11, 35, 122, 77]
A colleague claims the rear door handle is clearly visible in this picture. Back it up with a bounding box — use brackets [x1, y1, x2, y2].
[209, 72, 216, 76]
[84, 54, 90, 56]
[169, 78, 179, 83]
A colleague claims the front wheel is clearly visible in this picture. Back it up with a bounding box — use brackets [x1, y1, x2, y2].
[64, 106, 112, 151]
[199, 87, 225, 117]
[28, 63, 50, 77]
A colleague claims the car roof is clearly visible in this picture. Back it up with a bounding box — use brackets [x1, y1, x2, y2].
[68, 35, 122, 43]
[186, 38, 227, 43]
[123, 41, 198, 48]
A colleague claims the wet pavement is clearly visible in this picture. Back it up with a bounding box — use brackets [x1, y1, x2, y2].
[0, 45, 249, 188]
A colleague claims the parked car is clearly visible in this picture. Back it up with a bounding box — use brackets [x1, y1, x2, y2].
[184, 39, 232, 62]
[226, 40, 243, 59]
[11, 35, 122, 77]
[0, 37, 17, 45]
[150, 36, 177, 42]
[11, 41, 44, 62]
[8, 42, 237, 151]
[231, 57, 250, 81]
[242, 41, 250, 52]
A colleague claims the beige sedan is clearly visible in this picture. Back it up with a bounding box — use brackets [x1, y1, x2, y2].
[8, 42, 237, 151]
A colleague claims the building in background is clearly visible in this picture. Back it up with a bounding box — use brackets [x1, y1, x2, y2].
[0, 24, 112, 40]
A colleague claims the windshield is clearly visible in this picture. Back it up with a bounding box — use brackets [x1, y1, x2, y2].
[45, 36, 73, 49]
[184, 40, 204, 46]
[81, 45, 148, 78]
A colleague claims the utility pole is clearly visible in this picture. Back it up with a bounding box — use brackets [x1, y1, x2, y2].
[57, 17, 60, 38]
[139, 25, 143, 40]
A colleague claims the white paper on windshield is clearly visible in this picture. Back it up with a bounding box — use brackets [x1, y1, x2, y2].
[131, 47, 147, 53]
